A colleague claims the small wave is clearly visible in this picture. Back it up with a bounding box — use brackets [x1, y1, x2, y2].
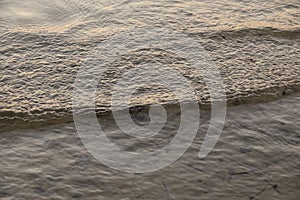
[181, 27, 299, 43]
[207, 27, 300, 40]
[1, 88, 300, 132]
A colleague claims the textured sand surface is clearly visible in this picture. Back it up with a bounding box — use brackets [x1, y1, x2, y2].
[1, 93, 299, 200]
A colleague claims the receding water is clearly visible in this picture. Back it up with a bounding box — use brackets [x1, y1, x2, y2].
[1, 0, 300, 129]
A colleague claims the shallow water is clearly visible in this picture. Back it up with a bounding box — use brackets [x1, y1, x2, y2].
[0, 1, 300, 199]
[1, 93, 299, 199]
[0, 0, 300, 129]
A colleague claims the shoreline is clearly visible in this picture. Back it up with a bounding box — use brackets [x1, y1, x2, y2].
[1, 89, 300, 132]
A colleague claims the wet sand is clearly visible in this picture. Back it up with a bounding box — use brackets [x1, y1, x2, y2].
[1, 93, 299, 200]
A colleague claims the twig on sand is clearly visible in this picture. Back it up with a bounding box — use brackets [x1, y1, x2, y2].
[249, 179, 281, 199]
[227, 169, 250, 182]
[186, 164, 204, 173]
[264, 179, 281, 194]
[162, 180, 170, 200]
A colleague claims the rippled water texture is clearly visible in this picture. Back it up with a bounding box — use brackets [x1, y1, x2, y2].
[0, 0, 300, 130]
[0, 1, 300, 199]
